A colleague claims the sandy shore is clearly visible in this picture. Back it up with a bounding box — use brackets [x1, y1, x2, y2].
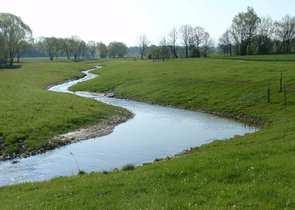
[53, 114, 133, 143]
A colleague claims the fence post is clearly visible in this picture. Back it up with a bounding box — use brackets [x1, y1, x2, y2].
[279, 72, 283, 93]
[284, 84, 287, 106]
[267, 86, 271, 103]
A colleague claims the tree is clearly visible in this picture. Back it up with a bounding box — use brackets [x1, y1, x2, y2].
[108, 42, 127, 58]
[219, 30, 233, 56]
[15, 39, 32, 62]
[0, 13, 32, 65]
[190, 26, 208, 57]
[68, 36, 84, 61]
[61, 38, 73, 60]
[168, 28, 178, 58]
[231, 7, 261, 55]
[40, 37, 62, 61]
[180, 25, 193, 58]
[0, 31, 7, 64]
[138, 34, 149, 59]
[78, 40, 87, 59]
[147, 45, 161, 60]
[97, 42, 108, 58]
[201, 32, 211, 57]
[274, 15, 295, 53]
[87, 41, 97, 59]
[159, 37, 170, 60]
[256, 17, 274, 54]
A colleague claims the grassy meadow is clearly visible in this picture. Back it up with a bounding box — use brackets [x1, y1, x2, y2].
[1, 56, 295, 209]
[0, 60, 129, 158]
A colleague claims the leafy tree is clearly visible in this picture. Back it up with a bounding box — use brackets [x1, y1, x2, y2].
[67, 36, 84, 61]
[231, 7, 261, 55]
[97, 42, 108, 58]
[15, 40, 32, 62]
[61, 38, 73, 60]
[108, 42, 127, 58]
[87, 41, 97, 59]
[147, 45, 161, 60]
[40, 37, 62, 61]
[0, 13, 32, 65]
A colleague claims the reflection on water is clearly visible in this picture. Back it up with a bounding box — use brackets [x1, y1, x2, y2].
[0, 68, 257, 186]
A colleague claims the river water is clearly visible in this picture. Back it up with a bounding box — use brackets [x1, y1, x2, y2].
[0, 67, 257, 186]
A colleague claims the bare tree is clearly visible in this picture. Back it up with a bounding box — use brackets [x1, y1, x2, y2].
[201, 32, 211, 57]
[159, 37, 170, 60]
[219, 29, 233, 56]
[274, 15, 295, 53]
[256, 17, 274, 54]
[190, 26, 207, 57]
[138, 34, 149, 59]
[180, 25, 193, 58]
[168, 28, 178, 58]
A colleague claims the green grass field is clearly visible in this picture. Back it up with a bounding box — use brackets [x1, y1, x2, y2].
[213, 54, 295, 62]
[1, 56, 295, 209]
[0, 60, 129, 158]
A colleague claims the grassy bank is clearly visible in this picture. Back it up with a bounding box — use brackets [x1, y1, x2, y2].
[1, 58, 295, 209]
[0, 60, 129, 159]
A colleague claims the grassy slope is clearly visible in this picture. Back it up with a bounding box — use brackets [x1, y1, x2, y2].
[1, 57, 295, 209]
[0, 60, 128, 157]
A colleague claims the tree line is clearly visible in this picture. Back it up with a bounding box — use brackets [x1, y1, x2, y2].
[0, 13, 129, 66]
[1, 7, 295, 66]
[219, 7, 295, 56]
[138, 25, 213, 60]
[34, 37, 128, 61]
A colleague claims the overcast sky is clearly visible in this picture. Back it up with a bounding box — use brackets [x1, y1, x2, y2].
[1, 0, 295, 46]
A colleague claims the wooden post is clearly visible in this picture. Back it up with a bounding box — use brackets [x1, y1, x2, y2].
[284, 84, 287, 106]
[267, 87, 271, 104]
[279, 72, 283, 93]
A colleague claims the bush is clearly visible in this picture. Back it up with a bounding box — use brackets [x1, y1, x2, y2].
[78, 170, 86, 175]
[122, 164, 135, 171]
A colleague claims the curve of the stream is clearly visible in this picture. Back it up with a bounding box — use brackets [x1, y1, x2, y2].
[0, 66, 257, 186]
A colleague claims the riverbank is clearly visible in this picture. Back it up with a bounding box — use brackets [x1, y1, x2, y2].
[0, 60, 130, 161]
[1, 57, 295, 209]
[0, 113, 133, 161]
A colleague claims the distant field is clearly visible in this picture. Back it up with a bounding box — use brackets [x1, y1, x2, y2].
[213, 53, 295, 62]
[1, 58, 295, 209]
[0, 60, 128, 157]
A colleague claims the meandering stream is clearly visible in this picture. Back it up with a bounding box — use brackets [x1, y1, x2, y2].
[0, 66, 257, 186]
